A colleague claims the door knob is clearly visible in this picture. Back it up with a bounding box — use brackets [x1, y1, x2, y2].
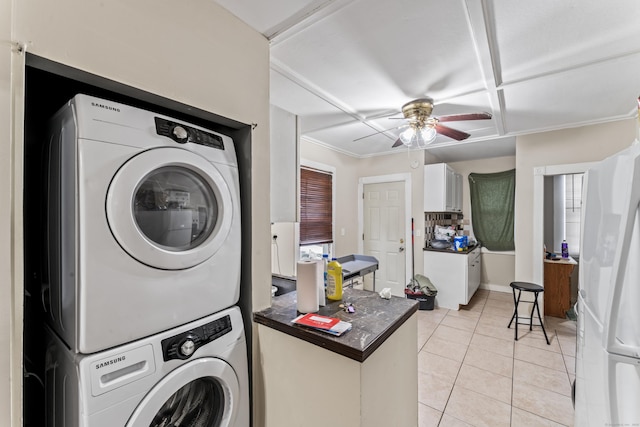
[399, 246, 405, 252]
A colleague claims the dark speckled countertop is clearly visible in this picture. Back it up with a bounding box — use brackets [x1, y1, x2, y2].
[254, 287, 418, 363]
[423, 243, 480, 254]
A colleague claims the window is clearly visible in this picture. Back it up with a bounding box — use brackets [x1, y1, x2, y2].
[299, 167, 333, 246]
[564, 173, 583, 256]
[468, 169, 516, 251]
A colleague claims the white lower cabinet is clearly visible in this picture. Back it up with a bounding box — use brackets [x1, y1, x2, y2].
[423, 247, 481, 310]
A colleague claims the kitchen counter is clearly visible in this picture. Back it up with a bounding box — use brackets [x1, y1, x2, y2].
[423, 245, 482, 310]
[544, 256, 578, 265]
[254, 287, 417, 362]
[423, 243, 480, 254]
[255, 287, 418, 427]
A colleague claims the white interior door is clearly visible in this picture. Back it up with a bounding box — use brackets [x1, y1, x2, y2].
[363, 181, 406, 296]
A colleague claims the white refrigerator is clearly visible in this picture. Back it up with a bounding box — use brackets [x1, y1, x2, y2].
[575, 141, 640, 426]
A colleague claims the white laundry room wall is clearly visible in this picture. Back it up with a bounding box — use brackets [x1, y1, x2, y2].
[0, 1, 271, 426]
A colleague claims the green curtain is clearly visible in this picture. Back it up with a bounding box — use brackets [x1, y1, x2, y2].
[468, 169, 515, 251]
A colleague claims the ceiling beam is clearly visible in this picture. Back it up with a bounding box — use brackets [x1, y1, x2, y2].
[271, 58, 397, 138]
[268, 0, 356, 43]
[464, 0, 506, 136]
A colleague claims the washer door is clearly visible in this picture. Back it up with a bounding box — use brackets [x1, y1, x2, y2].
[126, 357, 240, 427]
[107, 147, 233, 270]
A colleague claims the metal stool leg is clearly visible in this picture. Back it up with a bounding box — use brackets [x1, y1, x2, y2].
[508, 288, 522, 341]
[533, 292, 550, 345]
[529, 294, 535, 331]
[508, 288, 517, 328]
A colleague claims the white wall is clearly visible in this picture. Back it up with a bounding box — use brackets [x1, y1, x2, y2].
[1, 1, 271, 425]
[270, 105, 298, 222]
[271, 222, 300, 276]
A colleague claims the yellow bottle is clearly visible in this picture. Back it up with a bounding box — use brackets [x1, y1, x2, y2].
[326, 258, 343, 301]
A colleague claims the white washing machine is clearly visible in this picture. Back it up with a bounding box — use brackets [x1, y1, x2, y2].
[44, 94, 242, 353]
[45, 306, 249, 427]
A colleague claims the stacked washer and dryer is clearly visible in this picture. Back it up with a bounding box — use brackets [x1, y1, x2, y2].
[43, 94, 249, 426]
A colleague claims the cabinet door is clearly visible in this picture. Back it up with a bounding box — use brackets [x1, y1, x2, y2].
[424, 164, 447, 211]
[424, 251, 465, 310]
[455, 173, 463, 212]
[445, 166, 455, 211]
[466, 250, 481, 303]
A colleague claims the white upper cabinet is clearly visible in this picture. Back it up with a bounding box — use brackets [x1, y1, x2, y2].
[424, 163, 462, 212]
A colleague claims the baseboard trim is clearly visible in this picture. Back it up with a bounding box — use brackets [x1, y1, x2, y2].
[479, 283, 511, 293]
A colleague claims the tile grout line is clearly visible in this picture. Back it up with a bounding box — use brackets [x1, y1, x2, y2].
[438, 294, 490, 426]
[419, 291, 572, 427]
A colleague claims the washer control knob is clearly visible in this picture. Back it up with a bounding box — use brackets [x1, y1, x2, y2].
[179, 339, 196, 357]
[172, 125, 189, 142]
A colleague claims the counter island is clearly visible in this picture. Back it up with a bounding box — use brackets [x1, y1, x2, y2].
[254, 287, 418, 427]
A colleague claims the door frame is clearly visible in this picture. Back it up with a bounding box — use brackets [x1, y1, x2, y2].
[358, 173, 412, 287]
[532, 162, 595, 314]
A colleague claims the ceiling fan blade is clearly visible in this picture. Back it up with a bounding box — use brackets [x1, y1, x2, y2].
[392, 138, 403, 148]
[435, 124, 470, 141]
[353, 124, 405, 142]
[437, 112, 492, 122]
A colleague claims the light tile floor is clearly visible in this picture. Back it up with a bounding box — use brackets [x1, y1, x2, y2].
[417, 289, 577, 427]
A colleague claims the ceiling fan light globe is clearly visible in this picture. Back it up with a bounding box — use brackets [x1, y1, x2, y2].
[399, 128, 415, 146]
[420, 126, 437, 144]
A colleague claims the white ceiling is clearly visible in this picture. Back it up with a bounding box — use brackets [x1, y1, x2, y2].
[215, 0, 640, 162]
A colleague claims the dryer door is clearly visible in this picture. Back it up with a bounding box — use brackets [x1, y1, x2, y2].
[126, 357, 240, 427]
[106, 147, 234, 270]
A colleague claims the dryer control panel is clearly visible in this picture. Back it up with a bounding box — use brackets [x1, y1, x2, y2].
[161, 314, 232, 361]
[155, 117, 225, 150]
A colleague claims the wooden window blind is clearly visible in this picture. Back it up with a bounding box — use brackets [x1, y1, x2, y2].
[300, 167, 333, 245]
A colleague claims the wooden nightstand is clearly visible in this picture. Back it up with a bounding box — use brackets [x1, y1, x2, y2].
[543, 256, 577, 318]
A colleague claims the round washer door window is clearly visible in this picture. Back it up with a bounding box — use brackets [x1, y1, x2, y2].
[107, 148, 234, 270]
[126, 358, 240, 427]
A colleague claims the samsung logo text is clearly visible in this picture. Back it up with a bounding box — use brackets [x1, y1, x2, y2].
[95, 355, 126, 370]
[91, 102, 120, 112]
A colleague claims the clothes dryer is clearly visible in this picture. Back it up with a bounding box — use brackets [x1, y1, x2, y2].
[44, 95, 241, 353]
[45, 306, 249, 427]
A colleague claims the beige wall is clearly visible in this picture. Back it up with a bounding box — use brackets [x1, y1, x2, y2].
[1, 0, 16, 421]
[449, 156, 517, 291]
[300, 139, 362, 257]
[2, 1, 271, 425]
[449, 156, 516, 227]
[302, 119, 639, 293]
[301, 140, 428, 275]
[515, 119, 638, 282]
[358, 150, 428, 275]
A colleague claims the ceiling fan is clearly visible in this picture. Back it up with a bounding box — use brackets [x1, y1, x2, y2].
[356, 97, 492, 148]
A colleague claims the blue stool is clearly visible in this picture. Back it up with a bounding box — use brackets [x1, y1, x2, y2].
[507, 281, 550, 345]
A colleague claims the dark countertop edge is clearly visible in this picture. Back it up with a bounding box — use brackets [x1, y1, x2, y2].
[253, 301, 418, 363]
[423, 244, 480, 254]
[359, 303, 417, 361]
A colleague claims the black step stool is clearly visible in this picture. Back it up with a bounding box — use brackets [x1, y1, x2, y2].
[507, 281, 550, 345]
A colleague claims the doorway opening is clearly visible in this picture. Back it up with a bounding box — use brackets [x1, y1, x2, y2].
[533, 162, 595, 319]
